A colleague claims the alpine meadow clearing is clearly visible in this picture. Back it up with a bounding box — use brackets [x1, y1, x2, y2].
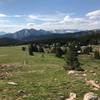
[0, 45, 100, 100]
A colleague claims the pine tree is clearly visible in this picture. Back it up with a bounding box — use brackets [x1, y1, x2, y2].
[64, 42, 83, 71]
[28, 44, 34, 56]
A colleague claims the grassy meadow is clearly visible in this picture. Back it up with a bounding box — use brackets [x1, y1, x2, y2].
[0, 45, 100, 100]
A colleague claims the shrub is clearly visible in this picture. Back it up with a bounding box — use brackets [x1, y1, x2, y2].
[50, 47, 56, 53]
[94, 50, 100, 59]
[38, 46, 44, 52]
[22, 47, 26, 51]
[55, 47, 63, 57]
[89, 46, 93, 52]
[82, 46, 93, 54]
[32, 45, 38, 52]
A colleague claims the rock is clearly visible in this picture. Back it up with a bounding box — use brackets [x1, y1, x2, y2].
[7, 82, 18, 85]
[68, 70, 76, 75]
[90, 70, 95, 73]
[93, 87, 99, 91]
[93, 73, 96, 76]
[69, 93, 76, 99]
[85, 80, 100, 89]
[17, 90, 26, 96]
[77, 50, 81, 54]
[85, 70, 88, 72]
[75, 73, 78, 76]
[83, 73, 87, 77]
[0, 72, 11, 79]
[83, 92, 99, 100]
[65, 92, 76, 100]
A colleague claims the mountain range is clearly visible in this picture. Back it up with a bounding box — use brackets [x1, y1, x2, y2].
[0, 28, 100, 46]
[0, 29, 52, 41]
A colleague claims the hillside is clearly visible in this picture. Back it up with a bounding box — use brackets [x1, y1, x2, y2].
[0, 46, 100, 99]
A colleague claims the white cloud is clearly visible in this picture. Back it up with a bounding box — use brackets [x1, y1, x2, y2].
[28, 15, 38, 20]
[0, 10, 100, 32]
[0, 24, 26, 33]
[0, 13, 7, 17]
[60, 15, 86, 24]
[27, 14, 63, 22]
[23, 13, 100, 31]
[26, 23, 37, 29]
[86, 10, 100, 19]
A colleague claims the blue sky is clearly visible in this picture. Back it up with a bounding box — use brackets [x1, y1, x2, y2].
[0, 0, 100, 32]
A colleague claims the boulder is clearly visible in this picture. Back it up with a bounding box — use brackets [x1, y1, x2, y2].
[85, 80, 100, 89]
[83, 92, 99, 100]
[8, 82, 18, 85]
[83, 73, 87, 77]
[65, 92, 76, 100]
[68, 70, 76, 75]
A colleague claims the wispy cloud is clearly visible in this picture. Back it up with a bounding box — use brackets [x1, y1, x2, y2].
[27, 14, 64, 22]
[0, 10, 100, 32]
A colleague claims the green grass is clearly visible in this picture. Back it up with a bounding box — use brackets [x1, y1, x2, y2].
[0, 46, 100, 100]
